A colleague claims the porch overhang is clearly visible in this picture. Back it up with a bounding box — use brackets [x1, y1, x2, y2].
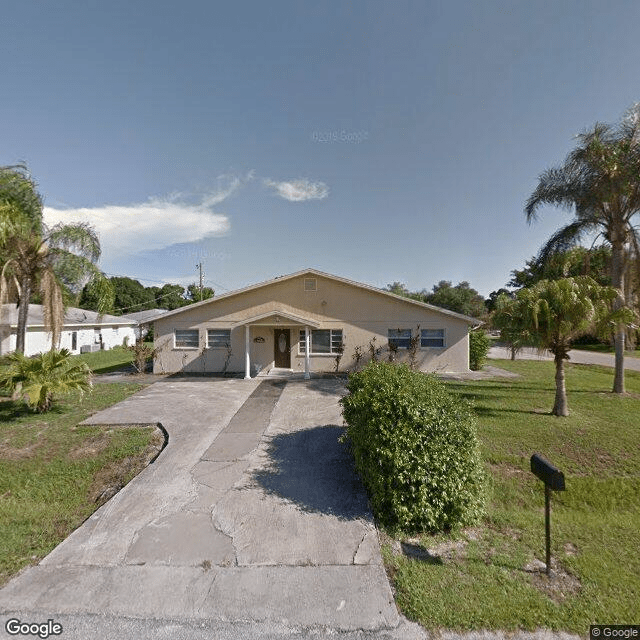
[231, 309, 321, 329]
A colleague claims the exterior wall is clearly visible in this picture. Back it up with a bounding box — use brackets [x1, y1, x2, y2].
[153, 274, 472, 375]
[1, 325, 136, 357]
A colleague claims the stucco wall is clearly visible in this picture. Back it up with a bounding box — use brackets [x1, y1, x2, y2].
[153, 274, 473, 375]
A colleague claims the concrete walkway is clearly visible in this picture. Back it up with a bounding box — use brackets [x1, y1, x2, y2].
[0, 378, 400, 634]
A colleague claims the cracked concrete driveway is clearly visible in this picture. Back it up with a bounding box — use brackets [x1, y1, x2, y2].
[0, 377, 399, 632]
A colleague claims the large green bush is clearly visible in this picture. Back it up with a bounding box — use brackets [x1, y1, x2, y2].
[469, 329, 490, 371]
[340, 362, 485, 532]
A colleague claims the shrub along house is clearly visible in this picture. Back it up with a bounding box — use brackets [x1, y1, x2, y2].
[152, 269, 480, 378]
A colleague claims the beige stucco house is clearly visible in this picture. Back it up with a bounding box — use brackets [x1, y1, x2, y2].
[152, 269, 481, 377]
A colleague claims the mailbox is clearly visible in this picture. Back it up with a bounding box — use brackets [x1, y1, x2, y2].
[531, 454, 565, 491]
[530, 453, 566, 576]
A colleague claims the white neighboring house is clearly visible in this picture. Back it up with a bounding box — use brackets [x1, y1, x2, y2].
[121, 309, 167, 341]
[0, 304, 137, 357]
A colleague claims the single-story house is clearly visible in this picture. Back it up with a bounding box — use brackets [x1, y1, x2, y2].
[0, 304, 137, 357]
[152, 269, 481, 377]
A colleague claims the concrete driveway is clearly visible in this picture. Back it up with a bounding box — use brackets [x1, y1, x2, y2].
[0, 377, 400, 633]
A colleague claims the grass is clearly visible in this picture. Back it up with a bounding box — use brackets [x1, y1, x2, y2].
[0, 382, 159, 586]
[73, 343, 155, 375]
[383, 359, 640, 633]
[73, 345, 136, 374]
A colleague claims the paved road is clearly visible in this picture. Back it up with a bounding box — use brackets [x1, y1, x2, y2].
[488, 346, 640, 371]
[0, 377, 414, 639]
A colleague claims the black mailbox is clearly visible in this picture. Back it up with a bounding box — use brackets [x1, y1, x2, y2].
[531, 454, 565, 491]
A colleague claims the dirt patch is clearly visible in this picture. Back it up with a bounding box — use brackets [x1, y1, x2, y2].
[0, 439, 43, 460]
[524, 558, 582, 602]
[67, 432, 114, 459]
[88, 426, 165, 506]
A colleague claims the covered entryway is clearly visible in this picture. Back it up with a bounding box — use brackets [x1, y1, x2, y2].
[273, 328, 291, 368]
[231, 308, 322, 380]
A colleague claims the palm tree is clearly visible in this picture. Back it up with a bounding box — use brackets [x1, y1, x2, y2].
[498, 278, 623, 416]
[0, 165, 113, 354]
[0, 348, 92, 412]
[525, 104, 640, 393]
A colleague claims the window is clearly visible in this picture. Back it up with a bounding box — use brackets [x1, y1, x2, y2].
[71, 331, 77, 351]
[388, 328, 412, 349]
[304, 278, 317, 291]
[299, 329, 343, 354]
[421, 328, 445, 348]
[207, 329, 231, 348]
[174, 329, 199, 348]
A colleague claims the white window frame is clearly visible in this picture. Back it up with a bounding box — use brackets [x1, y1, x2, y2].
[421, 328, 446, 348]
[174, 329, 199, 349]
[387, 328, 412, 349]
[207, 329, 231, 349]
[299, 329, 343, 355]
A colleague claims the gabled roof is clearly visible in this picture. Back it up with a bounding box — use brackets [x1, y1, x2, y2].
[152, 268, 482, 325]
[230, 308, 322, 328]
[0, 304, 137, 329]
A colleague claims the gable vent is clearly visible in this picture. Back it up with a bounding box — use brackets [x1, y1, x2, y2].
[304, 278, 317, 292]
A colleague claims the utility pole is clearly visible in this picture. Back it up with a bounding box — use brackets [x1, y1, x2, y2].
[196, 262, 204, 301]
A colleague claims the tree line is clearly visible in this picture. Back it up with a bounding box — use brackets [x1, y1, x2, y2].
[79, 277, 214, 315]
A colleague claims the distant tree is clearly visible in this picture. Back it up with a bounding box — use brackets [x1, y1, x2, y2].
[509, 247, 612, 290]
[485, 288, 512, 313]
[525, 104, 640, 393]
[110, 277, 155, 314]
[495, 278, 631, 415]
[155, 283, 187, 310]
[425, 281, 486, 318]
[385, 281, 411, 297]
[186, 283, 214, 302]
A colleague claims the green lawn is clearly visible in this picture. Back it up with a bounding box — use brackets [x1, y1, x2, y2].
[73, 345, 136, 374]
[384, 360, 640, 632]
[73, 343, 155, 375]
[0, 383, 160, 586]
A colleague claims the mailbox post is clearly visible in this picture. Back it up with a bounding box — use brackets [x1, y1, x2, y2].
[530, 454, 565, 576]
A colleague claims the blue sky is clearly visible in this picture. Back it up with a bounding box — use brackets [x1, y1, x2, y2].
[2, 1, 640, 300]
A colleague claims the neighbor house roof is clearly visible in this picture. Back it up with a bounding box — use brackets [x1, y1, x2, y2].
[0, 304, 137, 329]
[152, 268, 482, 325]
[122, 309, 168, 324]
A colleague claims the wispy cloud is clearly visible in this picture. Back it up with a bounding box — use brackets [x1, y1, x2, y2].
[263, 178, 329, 201]
[43, 193, 230, 258]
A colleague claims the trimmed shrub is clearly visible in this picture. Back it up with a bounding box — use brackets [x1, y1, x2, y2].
[469, 329, 490, 371]
[340, 362, 485, 532]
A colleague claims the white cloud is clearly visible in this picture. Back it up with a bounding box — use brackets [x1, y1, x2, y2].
[264, 178, 329, 201]
[44, 195, 230, 258]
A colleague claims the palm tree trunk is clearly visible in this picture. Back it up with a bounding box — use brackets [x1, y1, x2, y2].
[15, 277, 31, 355]
[611, 242, 626, 394]
[552, 352, 569, 416]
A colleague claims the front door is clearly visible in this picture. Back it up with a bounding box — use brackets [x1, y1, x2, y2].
[274, 328, 291, 368]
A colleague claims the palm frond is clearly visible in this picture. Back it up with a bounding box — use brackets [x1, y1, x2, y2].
[45, 222, 101, 263]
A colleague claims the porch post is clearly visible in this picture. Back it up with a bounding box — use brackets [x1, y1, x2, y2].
[244, 325, 251, 379]
[304, 325, 310, 379]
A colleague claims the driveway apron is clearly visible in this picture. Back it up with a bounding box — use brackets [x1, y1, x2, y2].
[0, 378, 398, 632]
